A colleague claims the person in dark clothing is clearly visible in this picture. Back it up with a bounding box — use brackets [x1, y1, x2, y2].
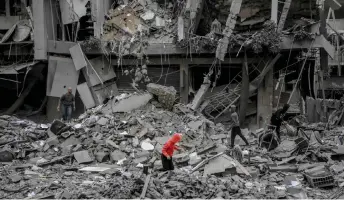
[270, 104, 290, 141]
[57, 87, 75, 122]
[229, 105, 249, 148]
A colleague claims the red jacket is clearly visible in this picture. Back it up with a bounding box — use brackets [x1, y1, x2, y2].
[162, 133, 182, 157]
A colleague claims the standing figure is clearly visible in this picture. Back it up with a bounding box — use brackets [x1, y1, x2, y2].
[57, 87, 75, 122]
[229, 105, 249, 148]
[161, 133, 182, 171]
[270, 104, 290, 141]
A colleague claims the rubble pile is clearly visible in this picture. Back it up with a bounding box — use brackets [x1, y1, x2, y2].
[1, 87, 344, 198]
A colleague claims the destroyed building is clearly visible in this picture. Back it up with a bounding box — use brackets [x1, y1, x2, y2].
[2, 0, 344, 199]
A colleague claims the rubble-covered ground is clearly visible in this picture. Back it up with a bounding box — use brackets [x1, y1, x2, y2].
[1, 86, 344, 199]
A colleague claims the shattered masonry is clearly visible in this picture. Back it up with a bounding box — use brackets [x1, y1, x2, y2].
[1, 0, 344, 199]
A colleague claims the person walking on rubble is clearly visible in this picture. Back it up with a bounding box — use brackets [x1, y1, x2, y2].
[161, 133, 182, 174]
[229, 105, 249, 148]
[57, 87, 75, 122]
[270, 104, 290, 141]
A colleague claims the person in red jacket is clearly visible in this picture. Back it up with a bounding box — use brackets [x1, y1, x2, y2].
[161, 133, 182, 171]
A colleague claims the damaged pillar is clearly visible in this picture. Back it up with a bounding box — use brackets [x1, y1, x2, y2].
[33, 0, 48, 60]
[239, 52, 249, 125]
[257, 66, 273, 128]
[180, 63, 189, 104]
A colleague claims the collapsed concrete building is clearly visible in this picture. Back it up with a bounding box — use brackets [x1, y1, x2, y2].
[0, 0, 342, 129]
[2, 0, 344, 199]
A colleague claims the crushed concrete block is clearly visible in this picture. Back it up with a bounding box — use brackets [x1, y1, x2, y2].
[50, 120, 67, 135]
[73, 150, 93, 164]
[60, 136, 81, 149]
[0, 119, 9, 127]
[112, 93, 153, 112]
[110, 150, 126, 161]
[95, 152, 110, 163]
[141, 10, 155, 20]
[0, 150, 14, 162]
[188, 120, 203, 130]
[46, 136, 59, 146]
[134, 156, 148, 164]
[97, 117, 109, 126]
[60, 190, 72, 199]
[8, 173, 22, 183]
[146, 83, 177, 110]
[155, 16, 165, 27]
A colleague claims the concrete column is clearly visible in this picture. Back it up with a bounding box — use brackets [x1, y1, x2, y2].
[33, 0, 48, 60]
[257, 69, 273, 128]
[180, 63, 189, 104]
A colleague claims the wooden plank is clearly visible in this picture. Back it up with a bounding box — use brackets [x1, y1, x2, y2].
[277, 0, 292, 32]
[33, 0, 47, 60]
[140, 174, 151, 199]
[69, 44, 87, 71]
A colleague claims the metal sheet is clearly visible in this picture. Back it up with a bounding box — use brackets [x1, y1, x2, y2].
[69, 44, 87, 71]
[0, 61, 38, 75]
[12, 20, 31, 42]
[49, 57, 79, 97]
[77, 83, 96, 109]
[88, 56, 116, 87]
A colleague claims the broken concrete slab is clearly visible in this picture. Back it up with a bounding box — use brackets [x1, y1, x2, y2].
[112, 93, 153, 113]
[188, 120, 203, 130]
[73, 150, 93, 164]
[77, 83, 96, 109]
[146, 83, 177, 110]
[270, 165, 298, 173]
[203, 154, 235, 176]
[0, 150, 14, 162]
[8, 173, 22, 183]
[60, 136, 81, 149]
[110, 150, 126, 161]
[69, 43, 87, 71]
[188, 82, 211, 111]
[97, 117, 109, 126]
[95, 152, 110, 163]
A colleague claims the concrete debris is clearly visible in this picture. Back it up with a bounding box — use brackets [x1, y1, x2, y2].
[146, 83, 177, 110]
[1, 84, 344, 199]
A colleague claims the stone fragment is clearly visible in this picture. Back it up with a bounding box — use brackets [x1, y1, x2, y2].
[110, 150, 126, 161]
[73, 150, 93, 164]
[0, 150, 14, 162]
[188, 120, 203, 130]
[46, 136, 59, 146]
[112, 93, 153, 112]
[95, 152, 110, 162]
[146, 83, 176, 110]
[134, 156, 148, 164]
[0, 119, 9, 127]
[8, 173, 22, 183]
[97, 117, 109, 126]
